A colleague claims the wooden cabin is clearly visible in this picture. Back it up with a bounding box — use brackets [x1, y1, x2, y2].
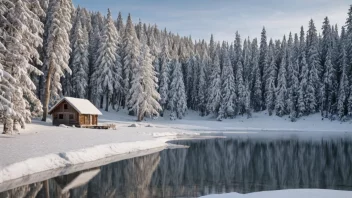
[48, 97, 102, 127]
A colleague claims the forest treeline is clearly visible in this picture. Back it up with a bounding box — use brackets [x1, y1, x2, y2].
[1, 0, 352, 133]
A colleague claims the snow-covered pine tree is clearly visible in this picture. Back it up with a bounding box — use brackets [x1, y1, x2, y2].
[94, 9, 121, 111]
[288, 59, 299, 121]
[218, 48, 236, 121]
[321, 48, 336, 118]
[158, 36, 171, 114]
[236, 56, 246, 115]
[0, 1, 18, 132]
[209, 34, 216, 61]
[169, 59, 187, 120]
[71, 19, 89, 99]
[191, 52, 201, 110]
[115, 12, 124, 33]
[297, 53, 309, 117]
[265, 39, 276, 116]
[251, 39, 262, 112]
[42, 0, 73, 122]
[198, 54, 207, 116]
[344, 6, 352, 117]
[207, 52, 222, 116]
[87, 12, 103, 103]
[275, 36, 288, 117]
[259, 27, 268, 109]
[128, 22, 161, 121]
[244, 81, 252, 118]
[1, 0, 45, 131]
[306, 19, 321, 113]
[337, 43, 348, 120]
[123, 14, 140, 111]
[242, 38, 252, 84]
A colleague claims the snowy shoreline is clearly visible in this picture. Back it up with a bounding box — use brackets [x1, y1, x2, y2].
[0, 141, 170, 192]
[0, 138, 171, 191]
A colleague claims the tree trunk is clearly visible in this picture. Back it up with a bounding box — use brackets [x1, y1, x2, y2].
[100, 95, 103, 109]
[138, 112, 144, 122]
[105, 91, 109, 112]
[42, 65, 54, 122]
[3, 118, 13, 134]
[13, 120, 19, 131]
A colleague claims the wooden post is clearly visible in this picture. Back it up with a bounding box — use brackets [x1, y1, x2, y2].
[44, 180, 50, 198]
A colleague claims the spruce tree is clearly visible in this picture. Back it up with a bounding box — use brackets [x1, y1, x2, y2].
[123, 14, 140, 111]
[42, 0, 73, 121]
[128, 22, 161, 121]
[298, 54, 309, 117]
[169, 59, 187, 120]
[306, 19, 321, 113]
[158, 36, 171, 114]
[207, 52, 222, 116]
[275, 36, 287, 116]
[198, 54, 207, 116]
[218, 49, 236, 120]
[259, 27, 268, 109]
[71, 19, 89, 99]
[337, 44, 348, 120]
[94, 9, 121, 111]
[265, 40, 276, 116]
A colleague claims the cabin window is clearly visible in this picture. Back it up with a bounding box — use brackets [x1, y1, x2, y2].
[54, 114, 58, 119]
[69, 114, 74, 120]
[64, 104, 68, 110]
[59, 114, 64, 119]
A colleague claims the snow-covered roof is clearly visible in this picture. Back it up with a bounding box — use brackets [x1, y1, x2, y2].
[49, 97, 102, 115]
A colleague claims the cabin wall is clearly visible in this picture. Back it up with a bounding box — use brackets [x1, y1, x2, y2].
[79, 114, 98, 126]
[52, 102, 79, 126]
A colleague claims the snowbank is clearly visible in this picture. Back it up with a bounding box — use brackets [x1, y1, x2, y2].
[201, 189, 352, 198]
[0, 138, 168, 184]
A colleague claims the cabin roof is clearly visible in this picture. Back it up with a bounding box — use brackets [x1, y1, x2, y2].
[48, 97, 102, 115]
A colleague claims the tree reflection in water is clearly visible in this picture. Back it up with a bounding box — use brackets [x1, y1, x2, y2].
[1, 138, 352, 198]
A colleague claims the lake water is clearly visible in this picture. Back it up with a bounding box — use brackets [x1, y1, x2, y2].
[1, 138, 352, 197]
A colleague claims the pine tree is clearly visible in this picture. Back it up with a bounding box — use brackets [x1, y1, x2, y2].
[337, 44, 348, 120]
[298, 54, 309, 117]
[71, 19, 89, 99]
[87, 12, 103, 103]
[94, 9, 121, 111]
[251, 39, 262, 112]
[275, 36, 287, 116]
[207, 52, 222, 116]
[259, 27, 268, 109]
[41, 0, 72, 121]
[198, 54, 207, 116]
[288, 59, 299, 121]
[123, 14, 140, 111]
[158, 36, 171, 114]
[321, 48, 336, 117]
[0, 0, 46, 127]
[306, 19, 321, 113]
[169, 59, 187, 120]
[218, 49, 236, 120]
[128, 23, 161, 121]
[265, 40, 276, 116]
[236, 58, 246, 115]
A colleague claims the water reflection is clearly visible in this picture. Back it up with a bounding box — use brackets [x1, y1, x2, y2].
[1, 138, 352, 198]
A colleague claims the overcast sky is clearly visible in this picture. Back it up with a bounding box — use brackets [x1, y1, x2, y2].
[73, 0, 351, 42]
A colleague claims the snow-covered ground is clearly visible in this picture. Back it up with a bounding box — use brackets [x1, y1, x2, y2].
[200, 189, 352, 198]
[1, 109, 352, 188]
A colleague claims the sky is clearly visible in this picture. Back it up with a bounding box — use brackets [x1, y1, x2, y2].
[73, 0, 351, 42]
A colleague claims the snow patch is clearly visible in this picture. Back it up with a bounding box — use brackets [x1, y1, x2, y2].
[0, 138, 168, 184]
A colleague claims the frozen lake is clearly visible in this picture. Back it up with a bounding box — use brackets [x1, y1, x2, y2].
[1, 137, 352, 197]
